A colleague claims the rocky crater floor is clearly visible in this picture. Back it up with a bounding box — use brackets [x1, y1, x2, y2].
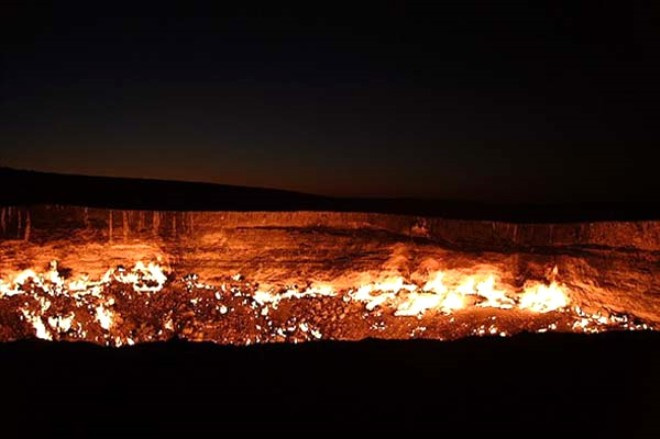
[0, 206, 658, 345]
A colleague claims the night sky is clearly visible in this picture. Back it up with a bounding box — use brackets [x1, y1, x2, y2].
[1, 1, 658, 202]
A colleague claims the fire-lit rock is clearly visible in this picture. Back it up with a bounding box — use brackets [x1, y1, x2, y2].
[0, 206, 657, 345]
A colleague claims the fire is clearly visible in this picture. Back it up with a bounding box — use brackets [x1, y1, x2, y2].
[519, 281, 570, 313]
[350, 270, 564, 316]
[95, 304, 114, 330]
[20, 308, 52, 340]
[473, 277, 516, 309]
[48, 313, 74, 332]
[113, 261, 168, 293]
[351, 276, 417, 311]
[253, 283, 337, 308]
[0, 261, 169, 298]
[0, 259, 654, 345]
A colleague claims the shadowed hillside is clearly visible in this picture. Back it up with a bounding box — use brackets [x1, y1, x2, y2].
[1, 167, 657, 222]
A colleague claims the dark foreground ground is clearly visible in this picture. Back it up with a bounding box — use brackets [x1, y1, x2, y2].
[0, 332, 658, 438]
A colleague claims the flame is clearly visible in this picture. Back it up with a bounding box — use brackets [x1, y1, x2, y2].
[253, 283, 337, 308]
[20, 308, 52, 340]
[395, 272, 465, 315]
[0, 260, 169, 298]
[113, 261, 168, 293]
[350, 270, 559, 316]
[395, 292, 444, 316]
[441, 291, 466, 311]
[3, 257, 652, 346]
[95, 305, 114, 330]
[351, 276, 417, 311]
[422, 271, 448, 294]
[48, 313, 74, 333]
[474, 276, 515, 309]
[1, 261, 570, 318]
[519, 281, 569, 313]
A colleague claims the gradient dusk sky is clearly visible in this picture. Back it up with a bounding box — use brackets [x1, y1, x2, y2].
[1, 1, 657, 202]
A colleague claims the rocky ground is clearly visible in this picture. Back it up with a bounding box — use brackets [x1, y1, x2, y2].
[1, 206, 657, 344]
[0, 269, 653, 346]
[0, 200, 657, 437]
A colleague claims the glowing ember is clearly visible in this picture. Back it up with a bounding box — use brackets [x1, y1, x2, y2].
[0, 258, 655, 346]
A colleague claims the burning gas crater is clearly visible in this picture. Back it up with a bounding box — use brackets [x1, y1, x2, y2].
[0, 259, 652, 346]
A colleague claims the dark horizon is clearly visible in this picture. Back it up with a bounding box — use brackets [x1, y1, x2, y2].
[2, 166, 657, 222]
[2, 1, 658, 203]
